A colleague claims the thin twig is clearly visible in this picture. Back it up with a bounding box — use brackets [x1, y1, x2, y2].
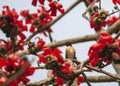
[108, 9, 120, 16]
[79, 59, 89, 70]
[35, 66, 46, 69]
[86, 66, 120, 81]
[72, 59, 120, 82]
[47, 31, 53, 42]
[99, 0, 101, 10]
[83, 0, 93, 17]
[82, 72, 92, 86]
[82, 0, 98, 21]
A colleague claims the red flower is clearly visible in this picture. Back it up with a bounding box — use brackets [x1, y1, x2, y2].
[88, 31, 113, 67]
[39, 47, 64, 63]
[97, 31, 113, 45]
[0, 56, 35, 85]
[43, 47, 53, 55]
[36, 37, 45, 49]
[38, 6, 53, 24]
[2, 6, 18, 20]
[53, 48, 64, 63]
[19, 32, 26, 40]
[30, 25, 35, 33]
[1, 6, 28, 41]
[60, 62, 73, 75]
[48, 1, 64, 16]
[16, 40, 25, 50]
[55, 77, 64, 85]
[113, 0, 120, 5]
[32, 0, 37, 6]
[39, 54, 48, 63]
[90, 58, 100, 67]
[107, 16, 119, 25]
[4, 58, 20, 73]
[77, 76, 84, 85]
[0, 58, 6, 69]
[90, 12, 106, 31]
[23, 66, 35, 76]
[20, 10, 29, 17]
[88, 43, 105, 66]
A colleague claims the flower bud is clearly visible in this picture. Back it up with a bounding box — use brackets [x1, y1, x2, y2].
[99, 10, 108, 19]
[94, 17, 102, 25]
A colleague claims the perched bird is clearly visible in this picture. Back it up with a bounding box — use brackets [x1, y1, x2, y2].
[65, 43, 76, 60]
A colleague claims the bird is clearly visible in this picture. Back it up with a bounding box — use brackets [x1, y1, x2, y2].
[65, 42, 76, 60]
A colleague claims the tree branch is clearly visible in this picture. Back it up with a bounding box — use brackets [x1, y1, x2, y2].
[46, 19, 120, 48]
[86, 74, 119, 82]
[27, 76, 54, 86]
[107, 19, 120, 34]
[24, 19, 120, 54]
[27, 74, 120, 86]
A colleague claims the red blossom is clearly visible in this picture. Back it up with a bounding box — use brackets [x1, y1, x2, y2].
[23, 66, 35, 76]
[97, 31, 113, 45]
[90, 12, 106, 31]
[2, 6, 18, 20]
[39, 54, 48, 63]
[39, 47, 64, 63]
[19, 32, 26, 40]
[77, 76, 84, 85]
[21, 6, 53, 37]
[16, 40, 25, 50]
[113, 0, 120, 5]
[88, 43, 105, 66]
[38, 6, 53, 24]
[0, 6, 28, 41]
[48, 1, 64, 16]
[60, 62, 73, 75]
[36, 37, 45, 49]
[43, 47, 53, 55]
[30, 25, 35, 33]
[88, 31, 113, 67]
[55, 77, 64, 85]
[90, 58, 100, 67]
[53, 48, 64, 63]
[4, 58, 21, 74]
[107, 16, 119, 25]
[20, 10, 29, 17]
[0, 58, 6, 68]
[32, 0, 37, 6]
[0, 56, 35, 85]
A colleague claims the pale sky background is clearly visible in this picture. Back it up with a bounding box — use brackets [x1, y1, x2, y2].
[0, 0, 119, 86]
